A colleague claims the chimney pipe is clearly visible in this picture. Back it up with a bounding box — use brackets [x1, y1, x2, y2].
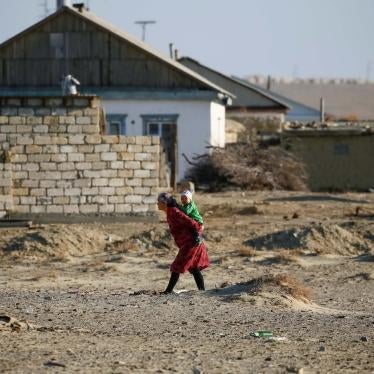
[174, 49, 179, 61]
[57, 0, 71, 9]
[169, 43, 175, 59]
[320, 97, 325, 122]
[266, 75, 271, 90]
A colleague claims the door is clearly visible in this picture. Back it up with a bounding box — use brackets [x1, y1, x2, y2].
[143, 116, 178, 189]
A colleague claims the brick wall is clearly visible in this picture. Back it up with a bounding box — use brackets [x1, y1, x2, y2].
[0, 96, 160, 218]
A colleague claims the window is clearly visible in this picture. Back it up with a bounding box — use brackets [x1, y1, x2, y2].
[50, 33, 64, 59]
[106, 114, 127, 135]
[334, 143, 349, 155]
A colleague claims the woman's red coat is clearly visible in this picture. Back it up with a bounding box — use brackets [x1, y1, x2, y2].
[166, 207, 209, 273]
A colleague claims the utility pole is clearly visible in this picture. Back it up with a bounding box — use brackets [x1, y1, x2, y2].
[134, 20, 156, 42]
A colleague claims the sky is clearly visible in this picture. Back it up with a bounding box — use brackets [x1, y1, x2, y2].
[0, 0, 373, 80]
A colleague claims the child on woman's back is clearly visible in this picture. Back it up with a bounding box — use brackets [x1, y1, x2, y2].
[180, 190, 204, 244]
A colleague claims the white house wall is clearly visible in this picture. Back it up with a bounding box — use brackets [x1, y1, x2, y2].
[210, 102, 226, 148]
[103, 99, 226, 181]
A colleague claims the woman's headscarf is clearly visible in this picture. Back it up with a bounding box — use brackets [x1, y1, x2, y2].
[157, 192, 178, 207]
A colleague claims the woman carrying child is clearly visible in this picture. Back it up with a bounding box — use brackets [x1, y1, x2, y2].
[157, 192, 209, 294]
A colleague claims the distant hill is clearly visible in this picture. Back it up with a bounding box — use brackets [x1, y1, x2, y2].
[246, 77, 374, 121]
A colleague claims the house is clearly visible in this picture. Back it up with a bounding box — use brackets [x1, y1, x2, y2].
[0, 4, 233, 186]
[281, 123, 374, 191]
[179, 57, 290, 125]
[230, 76, 321, 123]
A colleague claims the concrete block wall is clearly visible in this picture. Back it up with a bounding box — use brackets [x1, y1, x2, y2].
[0, 96, 160, 217]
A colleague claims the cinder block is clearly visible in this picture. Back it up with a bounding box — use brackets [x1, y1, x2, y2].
[32, 125, 49, 133]
[108, 178, 124, 187]
[68, 135, 85, 144]
[47, 205, 63, 214]
[82, 187, 99, 196]
[64, 188, 81, 196]
[73, 98, 90, 107]
[17, 125, 32, 133]
[31, 205, 46, 213]
[47, 188, 64, 197]
[142, 161, 158, 170]
[142, 178, 159, 187]
[108, 196, 125, 204]
[51, 108, 67, 116]
[115, 204, 131, 213]
[44, 116, 59, 125]
[60, 145, 76, 153]
[0, 116, 8, 124]
[101, 152, 117, 161]
[91, 161, 106, 169]
[110, 161, 124, 169]
[94, 144, 110, 153]
[57, 162, 75, 171]
[76, 162, 92, 170]
[22, 163, 39, 172]
[132, 204, 149, 213]
[117, 169, 134, 178]
[1, 107, 17, 116]
[84, 125, 100, 134]
[74, 179, 91, 188]
[85, 153, 100, 162]
[135, 136, 152, 146]
[99, 204, 115, 213]
[118, 152, 135, 161]
[68, 153, 85, 162]
[28, 154, 51, 162]
[102, 135, 119, 144]
[51, 154, 67, 162]
[99, 187, 115, 195]
[43, 145, 59, 153]
[53, 196, 70, 204]
[143, 145, 159, 153]
[111, 144, 127, 152]
[79, 204, 98, 213]
[64, 205, 79, 214]
[34, 135, 52, 145]
[134, 187, 151, 195]
[67, 125, 82, 134]
[46, 98, 63, 107]
[115, 187, 133, 195]
[59, 116, 76, 125]
[85, 134, 102, 144]
[61, 171, 76, 180]
[76, 116, 91, 125]
[25, 145, 42, 154]
[9, 117, 25, 126]
[27, 117, 42, 125]
[134, 169, 151, 178]
[92, 178, 108, 187]
[26, 98, 43, 107]
[124, 161, 140, 169]
[40, 162, 57, 171]
[143, 195, 158, 204]
[125, 178, 142, 187]
[19, 108, 35, 116]
[127, 144, 143, 153]
[135, 152, 153, 161]
[20, 196, 36, 205]
[125, 195, 142, 204]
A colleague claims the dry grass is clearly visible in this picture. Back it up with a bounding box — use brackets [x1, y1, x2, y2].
[248, 274, 313, 302]
[238, 246, 257, 257]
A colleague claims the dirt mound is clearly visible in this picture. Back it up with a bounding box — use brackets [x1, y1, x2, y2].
[0, 225, 108, 261]
[245, 224, 371, 256]
[106, 227, 174, 254]
[211, 274, 316, 310]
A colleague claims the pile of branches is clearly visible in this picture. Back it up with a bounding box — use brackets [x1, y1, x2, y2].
[184, 143, 308, 191]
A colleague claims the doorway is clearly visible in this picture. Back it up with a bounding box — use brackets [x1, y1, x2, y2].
[142, 115, 178, 189]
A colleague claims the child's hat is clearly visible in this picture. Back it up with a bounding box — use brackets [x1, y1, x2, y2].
[181, 190, 192, 200]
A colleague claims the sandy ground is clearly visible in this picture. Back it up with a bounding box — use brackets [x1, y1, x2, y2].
[0, 191, 373, 373]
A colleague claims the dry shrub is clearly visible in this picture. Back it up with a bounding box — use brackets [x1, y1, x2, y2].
[249, 274, 313, 301]
[238, 246, 257, 257]
[185, 143, 308, 191]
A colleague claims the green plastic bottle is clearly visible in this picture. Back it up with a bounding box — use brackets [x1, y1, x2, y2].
[251, 330, 273, 337]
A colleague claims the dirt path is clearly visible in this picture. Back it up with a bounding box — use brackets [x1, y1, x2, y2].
[0, 191, 373, 373]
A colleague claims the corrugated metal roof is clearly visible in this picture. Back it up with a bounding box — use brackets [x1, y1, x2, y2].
[0, 6, 234, 100]
[179, 57, 290, 110]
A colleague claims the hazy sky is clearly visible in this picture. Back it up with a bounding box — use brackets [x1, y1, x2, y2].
[0, 0, 373, 80]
